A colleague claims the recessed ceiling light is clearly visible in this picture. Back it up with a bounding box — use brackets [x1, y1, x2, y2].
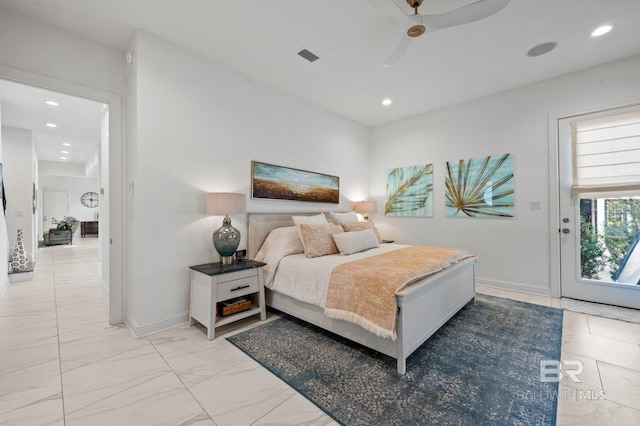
[62, 142, 71, 146]
[382, 98, 392, 106]
[61, 150, 69, 154]
[591, 25, 612, 37]
[526, 41, 557, 57]
[60, 156, 67, 160]
[46, 123, 57, 128]
[45, 100, 59, 106]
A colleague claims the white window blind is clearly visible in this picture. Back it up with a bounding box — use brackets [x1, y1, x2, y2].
[572, 109, 640, 198]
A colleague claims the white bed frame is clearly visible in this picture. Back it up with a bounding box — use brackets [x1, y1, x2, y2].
[247, 213, 477, 374]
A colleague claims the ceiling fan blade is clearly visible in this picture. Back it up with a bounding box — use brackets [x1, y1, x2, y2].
[422, 0, 509, 29]
[383, 35, 411, 67]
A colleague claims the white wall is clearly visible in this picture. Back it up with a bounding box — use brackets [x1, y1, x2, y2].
[2, 127, 36, 262]
[371, 54, 640, 296]
[125, 35, 140, 335]
[125, 31, 371, 335]
[38, 175, 100, 239]
[85, 145, 100, 178]
[39, 161, 86, 178]
[0, 8, 125, 96]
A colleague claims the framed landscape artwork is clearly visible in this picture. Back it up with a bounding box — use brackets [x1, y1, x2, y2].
[385, 163, 433, 217]
[251, 161, 339, 203]
[445, 153, 514, 218]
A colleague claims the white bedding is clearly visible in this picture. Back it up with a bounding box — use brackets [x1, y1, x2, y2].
[267, 243, 408, 308]
[249, 213, 477, 374]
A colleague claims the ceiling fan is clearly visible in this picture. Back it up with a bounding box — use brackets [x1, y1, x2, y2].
[369, 0, 510, 67]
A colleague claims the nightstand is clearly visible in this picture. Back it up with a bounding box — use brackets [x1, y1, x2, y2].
[188, 260, 266, 340]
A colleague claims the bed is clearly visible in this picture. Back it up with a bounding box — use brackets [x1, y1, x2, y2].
[247, 212, 477, 374]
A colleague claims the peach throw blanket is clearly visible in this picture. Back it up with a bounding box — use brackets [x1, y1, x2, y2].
[324, 246, 473, 340]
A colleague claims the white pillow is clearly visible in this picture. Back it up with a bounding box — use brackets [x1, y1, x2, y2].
[292, 213, 328, 250]
[255, 226, 303, 263]
[254, 226, 304, 286]
[328, 211, 359, 224]
[332, 229, 380, 255]
[291, 213, 328, 226]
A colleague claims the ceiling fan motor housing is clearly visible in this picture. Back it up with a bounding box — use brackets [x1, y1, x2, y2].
[407, 24, 426, 37]
[406, 0, 425, 37]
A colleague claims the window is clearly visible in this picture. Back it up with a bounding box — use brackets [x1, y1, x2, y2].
[572, 109, 640, 199]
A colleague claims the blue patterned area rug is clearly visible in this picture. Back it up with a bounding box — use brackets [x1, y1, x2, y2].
[227, 295, 563, 425]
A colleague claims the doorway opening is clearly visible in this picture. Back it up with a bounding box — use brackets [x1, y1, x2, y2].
[555, 106, 640, 309]
[0, 73, 122, 324]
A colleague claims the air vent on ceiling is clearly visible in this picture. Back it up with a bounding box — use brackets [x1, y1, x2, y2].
[297, 49, 320, 63]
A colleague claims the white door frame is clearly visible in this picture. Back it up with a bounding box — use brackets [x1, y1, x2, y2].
[0, 65, 125, 325]
[548, 98, 640, 301]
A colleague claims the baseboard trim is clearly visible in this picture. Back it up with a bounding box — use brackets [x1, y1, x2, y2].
[476, 277, 552, 297]
[125, 312, 189, 338]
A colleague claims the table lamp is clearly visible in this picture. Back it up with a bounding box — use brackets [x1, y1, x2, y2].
[206, 192, 246, 265]
[353, 200, 377, 221]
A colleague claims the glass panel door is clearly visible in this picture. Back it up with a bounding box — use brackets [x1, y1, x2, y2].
[559, 116, 640, 309]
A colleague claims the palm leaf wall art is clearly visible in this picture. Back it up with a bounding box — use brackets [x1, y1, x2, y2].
[445, 153, 514, 218]
[386, 164, 433, 217]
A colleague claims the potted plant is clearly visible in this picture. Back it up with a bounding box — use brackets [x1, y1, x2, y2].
[53, 216, 79, 233]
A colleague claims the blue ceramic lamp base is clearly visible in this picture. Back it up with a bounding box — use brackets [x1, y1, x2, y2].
[212, 216, 241, 265]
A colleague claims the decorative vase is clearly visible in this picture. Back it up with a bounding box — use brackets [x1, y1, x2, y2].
[12, 229, 28, 271]
[212, 216, 241, 265]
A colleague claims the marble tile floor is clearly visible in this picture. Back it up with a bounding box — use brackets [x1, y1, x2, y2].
[477, 285, 640, 425]
[0, 239, 638, 425]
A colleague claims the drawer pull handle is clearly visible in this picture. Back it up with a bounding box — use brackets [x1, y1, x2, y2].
[231, 285, 250, 292]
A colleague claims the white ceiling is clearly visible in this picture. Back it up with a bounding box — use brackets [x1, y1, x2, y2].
[0, 79, 102, 165]
[1, 0, 640, 164]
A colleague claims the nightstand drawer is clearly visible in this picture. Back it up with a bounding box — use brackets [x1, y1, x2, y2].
[217, 276, 259, 300]
[216, 268, 257, 283]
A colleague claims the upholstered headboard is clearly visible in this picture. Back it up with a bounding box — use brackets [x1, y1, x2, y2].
[247, 212, 335, 259]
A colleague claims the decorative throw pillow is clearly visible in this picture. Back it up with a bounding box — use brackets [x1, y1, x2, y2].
[341, 221, 382, 243]
[328, 211, 359, 224]
[333, 229, 380, 255]
[292, 213, 328, 250]
[299, 223, 344, 258]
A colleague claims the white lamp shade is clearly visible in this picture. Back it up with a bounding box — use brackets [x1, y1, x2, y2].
[206, 192, 247, 215]
[353, 200, 377, 214]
